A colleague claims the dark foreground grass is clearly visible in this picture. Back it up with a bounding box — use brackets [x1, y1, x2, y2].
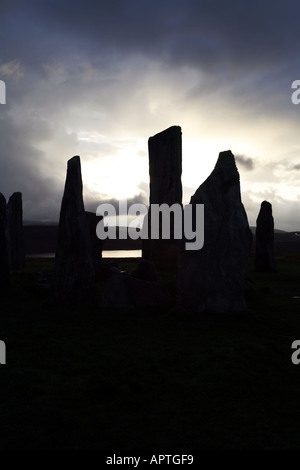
[0, 253, 300, 450]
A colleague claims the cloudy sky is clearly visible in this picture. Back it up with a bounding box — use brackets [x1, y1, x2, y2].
[1, 0, 299, 230]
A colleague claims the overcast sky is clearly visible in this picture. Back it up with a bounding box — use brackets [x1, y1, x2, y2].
[1, 0, 299, 230]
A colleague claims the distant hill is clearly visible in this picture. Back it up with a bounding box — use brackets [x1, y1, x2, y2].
[23, 220, 58, 226]
[23, 224, 142, 255]
[250, 226, 288, 234]
[23, 223, 300, 255]
[250, 228, 300, 253]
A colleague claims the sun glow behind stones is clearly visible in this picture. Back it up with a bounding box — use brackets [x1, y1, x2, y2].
[80, 131, 265, 208]
[181, 137, 258, 204]
[82, 149, 148, 201]
[76, 127, 299, 229]
[182, 138, 219, 190]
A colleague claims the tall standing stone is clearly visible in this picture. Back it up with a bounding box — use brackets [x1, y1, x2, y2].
[255, 201, 276, 272]
[142, 125, 182, 270]
[0, 193, 9, 288]
[7, 192, 25, 272]
[85, 211, 103, 275]
[53, 156, 95, 304]
[177, 150, 252, 313]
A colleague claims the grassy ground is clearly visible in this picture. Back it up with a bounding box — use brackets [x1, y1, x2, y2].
[0, 253, 300, 450]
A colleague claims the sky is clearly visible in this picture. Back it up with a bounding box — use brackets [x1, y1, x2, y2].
[0, 0, 300, 230]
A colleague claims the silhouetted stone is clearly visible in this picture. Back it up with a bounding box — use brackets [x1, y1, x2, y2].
[99, 274, 172, 308]
[85, 211, 103, 275]
[7, 192, 25, 271]
[0, 193, 9, 288]
[255, 201, 276, 272]
[53, 156, 95, 304]
[177, 150, 252, 313]
[142, 126, 182, 271]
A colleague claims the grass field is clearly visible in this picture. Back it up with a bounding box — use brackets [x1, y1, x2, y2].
[0, 253, 300, 450]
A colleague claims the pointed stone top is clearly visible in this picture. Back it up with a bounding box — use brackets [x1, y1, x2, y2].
[215, 150, 237, 171]
[261, 200, 272, 207]
[260, 200, 272, 214]
[68, 155, 81, 167]
[66, 156, 82, 183]
[8, 192, 22, 202]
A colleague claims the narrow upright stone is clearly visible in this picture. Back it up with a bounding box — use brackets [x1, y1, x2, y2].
[53, 156, 95, 304]
[255, 201, 276, 272]
[85, 211, 103, 275]
[142, 126, 182, 270]
[7, 192, 25, 271]
[177, 150, 252, 313]
[0, 193, 9, 288]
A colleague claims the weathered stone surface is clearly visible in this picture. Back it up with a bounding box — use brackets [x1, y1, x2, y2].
[7, 192, 25, 271]
[0, 193, 9, 288]
[142, 126, 182, 271]
[99, 274, 173, 309]
[255, 201, 276, 272]
[177, 150, 252, 313]
[85, 211, 103, 275]
[52, 156, 95, 304]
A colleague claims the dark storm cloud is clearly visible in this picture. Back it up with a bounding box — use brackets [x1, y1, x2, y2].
[1, 0, 300, 228]
[235, 154, 255, 170]
[2, 0, 296, 124]
[3, 0, 300, 74]
[0, 114, 62, 220]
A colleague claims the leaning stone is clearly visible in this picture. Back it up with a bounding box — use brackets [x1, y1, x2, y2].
[52, 156, 95, 304]
[85, 211, 103, 275]
[255, 201, 276, 272]
[177, 150, 252, 314]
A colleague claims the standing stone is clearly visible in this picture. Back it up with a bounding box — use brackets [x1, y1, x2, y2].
[85, 211, 103, 275]
[177, 150, 252, 313]
[0, 193, 9, 288]
[255, 201, 276, 272]
[142, 126, 182, 271]
[7, 192, 25, 272]
[53, 156, 95, 304]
